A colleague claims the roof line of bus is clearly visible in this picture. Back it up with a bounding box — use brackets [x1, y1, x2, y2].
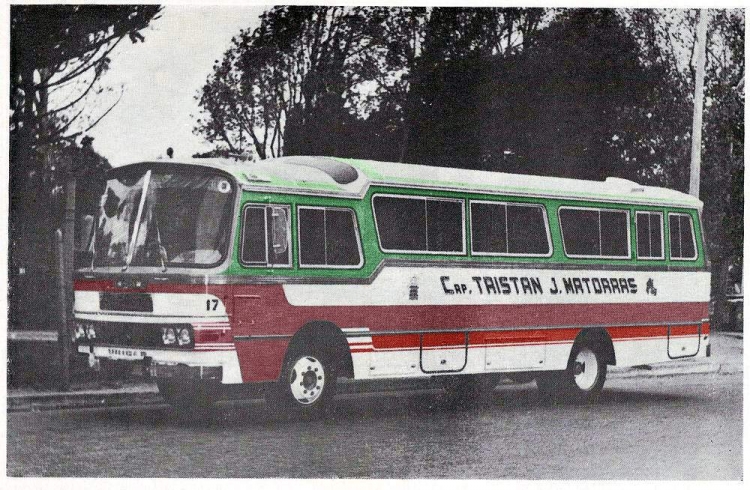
[115, 158, 704, 209]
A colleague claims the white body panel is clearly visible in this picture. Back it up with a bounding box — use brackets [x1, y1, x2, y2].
[283, 267, 711, 306]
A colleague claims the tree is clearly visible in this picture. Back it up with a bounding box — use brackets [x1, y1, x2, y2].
[9, 5, 161, 334]
[10, 5, 161, 238]
[10, 6, 161, 150]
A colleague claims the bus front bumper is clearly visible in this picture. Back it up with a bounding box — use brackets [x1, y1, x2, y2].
[76, 344, 242, 384]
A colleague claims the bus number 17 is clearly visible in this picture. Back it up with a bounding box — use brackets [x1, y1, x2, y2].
[206, 299, 219, 311]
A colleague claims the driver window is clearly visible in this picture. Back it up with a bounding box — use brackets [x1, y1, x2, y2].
[241, 204, 291, 267]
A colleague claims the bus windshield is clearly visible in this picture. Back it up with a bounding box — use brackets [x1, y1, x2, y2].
[90, 167, 235, 269]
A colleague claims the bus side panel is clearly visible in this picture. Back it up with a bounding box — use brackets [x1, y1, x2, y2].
[230, 281, 709, 383]
[233, 339, 290, 383]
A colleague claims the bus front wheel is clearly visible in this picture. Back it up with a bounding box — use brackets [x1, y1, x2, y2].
[536, 343, 607, 403]
[266, 346, 337, 418]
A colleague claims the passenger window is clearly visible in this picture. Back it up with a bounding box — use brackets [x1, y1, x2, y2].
[240, 204, 291, 267]
[470, 201, 551, 256]
[298, 207, 362, 267]
[373, 195, 464, 253]
[669, 213, 697, 260]
[636, 211, 664, 259]
[559, 207, 630, 259]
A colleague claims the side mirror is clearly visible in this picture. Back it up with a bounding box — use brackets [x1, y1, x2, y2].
[270, 207, 288, 254]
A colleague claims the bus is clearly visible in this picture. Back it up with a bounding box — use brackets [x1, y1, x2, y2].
[73, 156, 711, 417]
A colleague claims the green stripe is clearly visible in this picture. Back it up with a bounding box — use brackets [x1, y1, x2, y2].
[223, 185, 705, 279]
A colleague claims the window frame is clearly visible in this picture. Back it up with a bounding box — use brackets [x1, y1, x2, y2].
[371, 193, 466, 255]
[558, 205, 632, 260]
[296, 205, 364, 269]
[469, 199, 553, 258]
[635, 210, 665, 260]
[239, 203, 293, 268]
[668, 212, 699, 261]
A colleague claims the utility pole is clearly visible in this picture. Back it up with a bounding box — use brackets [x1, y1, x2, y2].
[689, 9, 709, 198]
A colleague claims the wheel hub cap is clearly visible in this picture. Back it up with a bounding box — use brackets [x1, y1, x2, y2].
[573, 349, 598, 391]
[288, 356, 325, 405]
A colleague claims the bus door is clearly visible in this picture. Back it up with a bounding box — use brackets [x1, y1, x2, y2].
[667, 324, 701, 358]
[419, 331, 468, 373]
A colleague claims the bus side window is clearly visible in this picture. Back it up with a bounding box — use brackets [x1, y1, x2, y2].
[240, 204, 291, 267]
[668, 213, 698, 261]
[298, 206, 363, 268]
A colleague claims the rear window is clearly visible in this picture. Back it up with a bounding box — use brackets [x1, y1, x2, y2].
[559, 207, 630, 259]
[669, 213, 697, 260]
[470, 201, 551, 256]
[298, 206, 362, 267]
[372, 195, 464, 254]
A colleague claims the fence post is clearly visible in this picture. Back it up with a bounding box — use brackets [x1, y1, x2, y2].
[57, 177, 76, 390]
[56, 229, 70, 390]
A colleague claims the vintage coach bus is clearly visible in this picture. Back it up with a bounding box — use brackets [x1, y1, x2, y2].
[73, 156, 711, 417]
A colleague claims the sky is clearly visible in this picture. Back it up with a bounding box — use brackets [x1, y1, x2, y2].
[85, 5, 265, 166]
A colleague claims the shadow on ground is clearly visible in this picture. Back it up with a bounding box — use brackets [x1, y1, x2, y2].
[51, 380, 703, 431]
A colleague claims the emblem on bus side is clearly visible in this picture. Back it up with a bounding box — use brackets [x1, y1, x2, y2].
[646, 278, 658, 296]
[409, 276, 419, 300]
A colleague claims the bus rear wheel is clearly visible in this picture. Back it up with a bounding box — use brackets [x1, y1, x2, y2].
[266, 347, 337, 419]
[536, 343, 607, 403]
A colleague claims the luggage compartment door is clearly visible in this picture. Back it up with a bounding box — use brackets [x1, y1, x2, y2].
[668, 324, 701, 358]
[420, 332, 468, 373]
[484, 332, 546, 371]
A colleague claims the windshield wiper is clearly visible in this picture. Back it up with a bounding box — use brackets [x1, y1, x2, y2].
[154, 214, 168, 273]
[123, 170, 152, 271]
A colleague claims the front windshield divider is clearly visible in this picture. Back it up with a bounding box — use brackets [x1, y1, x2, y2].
[123, 169, 152, 271]
[155, 215, 167, 273]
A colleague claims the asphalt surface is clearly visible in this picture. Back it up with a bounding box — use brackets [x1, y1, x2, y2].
[7, 371, 742, 479]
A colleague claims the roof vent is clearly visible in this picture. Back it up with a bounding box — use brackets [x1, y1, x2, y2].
[243, 172, 271, 183]
[286, 157, 359, 185]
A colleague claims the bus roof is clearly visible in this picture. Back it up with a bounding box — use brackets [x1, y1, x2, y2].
[125, 156, 703, 208]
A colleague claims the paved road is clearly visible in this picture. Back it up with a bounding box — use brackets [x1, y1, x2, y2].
[7, 372, 742, 479]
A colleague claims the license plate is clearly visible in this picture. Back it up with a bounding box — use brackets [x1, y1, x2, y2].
[105, 347, 146, 360]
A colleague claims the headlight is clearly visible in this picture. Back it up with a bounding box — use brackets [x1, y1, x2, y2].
[177, 328, 191, 346]
[73, 324, 86, 341]
[85, 324, 97, 339]
[162, 327, 176, 345]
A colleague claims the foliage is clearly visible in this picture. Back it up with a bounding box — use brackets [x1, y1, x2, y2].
[10, 5, 162, 150]
[196, 6, 743, 278]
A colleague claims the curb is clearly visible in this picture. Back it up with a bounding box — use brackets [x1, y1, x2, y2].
[7, 389, 163, 413]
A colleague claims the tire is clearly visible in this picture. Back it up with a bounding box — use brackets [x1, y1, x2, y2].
[266, 346, 337, 419]
[157, 380, 218, 422]
[536, 343, 607, 404]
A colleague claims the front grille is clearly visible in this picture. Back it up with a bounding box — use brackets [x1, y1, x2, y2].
[100, 293, 153, 312]
[82, 321, 193, 349]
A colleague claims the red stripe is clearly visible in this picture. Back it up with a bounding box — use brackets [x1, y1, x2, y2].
[359, 323, 702, 353]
